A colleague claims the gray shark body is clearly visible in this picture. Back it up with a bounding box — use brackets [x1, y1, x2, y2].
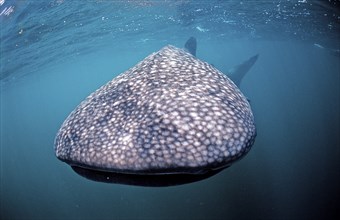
[55, 45, 256, 186]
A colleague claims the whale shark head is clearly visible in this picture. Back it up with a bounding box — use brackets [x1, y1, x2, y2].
[54, 45, 256, 186]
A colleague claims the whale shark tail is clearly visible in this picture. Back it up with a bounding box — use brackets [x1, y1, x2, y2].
[184, 36, 197, 56]
[228, 54, 259, 88]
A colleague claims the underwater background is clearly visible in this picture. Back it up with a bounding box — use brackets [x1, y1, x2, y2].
[1, 0, 339, 219]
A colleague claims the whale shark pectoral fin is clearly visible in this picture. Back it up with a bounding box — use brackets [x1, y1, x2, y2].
[184, 36, 197, 56]
[228, 54, 259, 88]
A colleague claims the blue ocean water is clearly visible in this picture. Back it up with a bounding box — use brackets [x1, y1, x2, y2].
[1, 0, 339, 219]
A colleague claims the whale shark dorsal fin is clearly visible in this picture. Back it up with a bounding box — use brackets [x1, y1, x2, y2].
[183, 36, 259, 88]
[228, 54, 259, 88]
[184, 36, 197, 56]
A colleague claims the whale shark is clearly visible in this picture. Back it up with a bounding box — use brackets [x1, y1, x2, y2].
[55, 45, 256, 186]
[184, 36, 259, 88]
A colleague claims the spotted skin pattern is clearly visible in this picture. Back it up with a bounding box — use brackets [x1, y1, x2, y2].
[55, 45, 256, 175]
